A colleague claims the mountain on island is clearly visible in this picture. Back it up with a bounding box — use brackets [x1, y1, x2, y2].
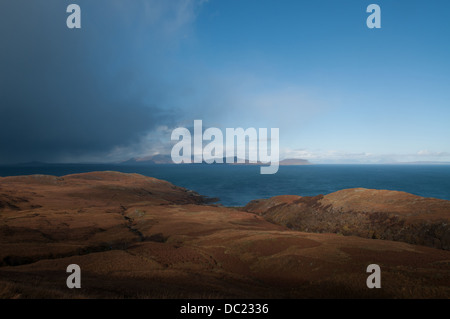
[120, 155, 312, 166]
[121, 154, 175, 165]
[279, 158, 311, 165]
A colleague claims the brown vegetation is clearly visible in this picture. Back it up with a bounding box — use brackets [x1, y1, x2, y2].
[244, 188, 450, 250]
[1, 173, 449, 298]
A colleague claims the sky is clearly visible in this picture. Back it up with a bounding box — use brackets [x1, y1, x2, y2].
[0, 0, 449, 164]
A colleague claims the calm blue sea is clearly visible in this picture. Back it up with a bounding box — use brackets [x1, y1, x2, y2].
[1, 164, 450, 207]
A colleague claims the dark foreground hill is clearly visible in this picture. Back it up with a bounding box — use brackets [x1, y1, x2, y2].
[244, 188, 450, 250]
[0, 172, 449, 298]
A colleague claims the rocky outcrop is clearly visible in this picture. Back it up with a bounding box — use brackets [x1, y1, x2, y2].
[244, 188, 450, 250]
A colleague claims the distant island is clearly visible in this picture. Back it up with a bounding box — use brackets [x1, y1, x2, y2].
[120, 155, 312, 166]
[121, 154, 175, 165]
[4, 159, 450, 167]
[278, 158, 311, 165]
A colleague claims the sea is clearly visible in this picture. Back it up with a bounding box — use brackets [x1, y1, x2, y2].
[1, 164, 450, 207]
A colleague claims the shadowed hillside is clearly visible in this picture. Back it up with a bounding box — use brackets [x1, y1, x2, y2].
[245, 188, 450, 250]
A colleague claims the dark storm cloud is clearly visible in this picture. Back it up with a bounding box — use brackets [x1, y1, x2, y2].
[0, 1, 184, 163]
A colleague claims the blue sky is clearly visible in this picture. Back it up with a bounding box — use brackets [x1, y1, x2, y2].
[186, 0, 450, 163]
[0, 0, 449, 163]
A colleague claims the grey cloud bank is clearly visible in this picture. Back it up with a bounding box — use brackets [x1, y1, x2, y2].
[0, 0, 203, 164]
